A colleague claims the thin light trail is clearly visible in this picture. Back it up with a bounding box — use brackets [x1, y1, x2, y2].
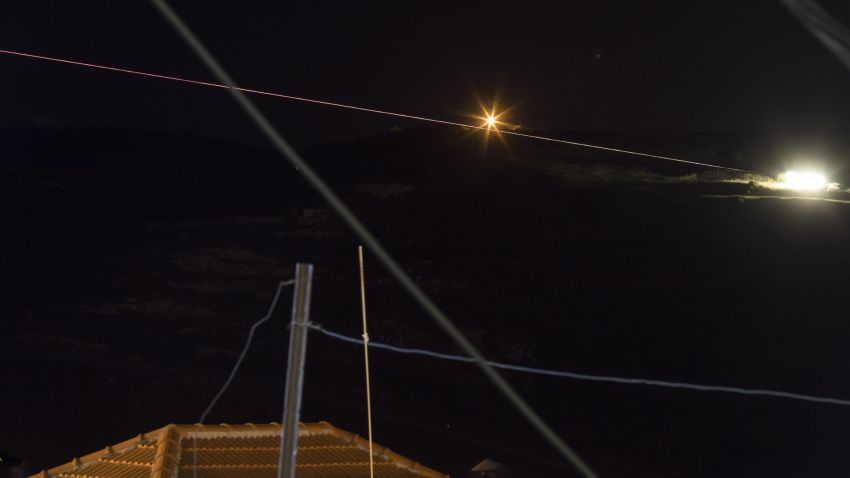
[0, 47, 746, 172]
[0, 49, 471, 127]
[309, 323, 850, 408]
[502, 129, 748, 171]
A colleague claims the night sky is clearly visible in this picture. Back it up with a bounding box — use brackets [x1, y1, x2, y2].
[5, 2, 850, 477]
[3, 1, 850, 148]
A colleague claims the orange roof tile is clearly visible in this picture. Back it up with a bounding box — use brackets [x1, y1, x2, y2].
[34, 422, 447, 478]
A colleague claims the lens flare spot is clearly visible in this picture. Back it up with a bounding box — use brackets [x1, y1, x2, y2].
[780, 170, 828, 190]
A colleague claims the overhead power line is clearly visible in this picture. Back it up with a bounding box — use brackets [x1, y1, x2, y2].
[194, 279, 294, 478]
[147, 1, 600, 477]
[197, 279, 295, 425]
[309, 323, 850, 408]
[0, 47, 746, 173]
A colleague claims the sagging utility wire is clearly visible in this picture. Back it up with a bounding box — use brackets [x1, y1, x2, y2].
[0, 47, 745, 172]
[194, 279, 295, 478]
[309, 322, 850, 408]
[198, 279, 295, 423]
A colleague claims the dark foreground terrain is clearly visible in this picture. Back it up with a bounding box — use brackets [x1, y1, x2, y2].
[2, 127, 850, 477]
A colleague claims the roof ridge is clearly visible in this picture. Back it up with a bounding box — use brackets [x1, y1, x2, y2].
[151, 425, 180, 478]
[40, 427, 165, 478]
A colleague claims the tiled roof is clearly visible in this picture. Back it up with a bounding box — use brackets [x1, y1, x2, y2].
[33, 422, 447, 478]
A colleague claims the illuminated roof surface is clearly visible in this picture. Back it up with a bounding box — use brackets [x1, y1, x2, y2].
[33, 422, 446, 478]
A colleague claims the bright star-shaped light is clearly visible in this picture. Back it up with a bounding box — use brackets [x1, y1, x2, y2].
[485, 115, 497, 128]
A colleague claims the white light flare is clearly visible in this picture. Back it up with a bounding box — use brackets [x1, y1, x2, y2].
[780, 170, 828, 191]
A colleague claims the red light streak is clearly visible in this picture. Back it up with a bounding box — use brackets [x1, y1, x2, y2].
[0, 48, 745, 172]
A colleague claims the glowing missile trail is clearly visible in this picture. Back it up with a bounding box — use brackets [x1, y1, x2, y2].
[0, 48, 746, 172]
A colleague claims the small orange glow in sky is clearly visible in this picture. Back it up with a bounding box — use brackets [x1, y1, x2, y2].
[467, 97, 513, 150]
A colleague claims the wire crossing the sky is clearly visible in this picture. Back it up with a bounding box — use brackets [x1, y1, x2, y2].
[308, 323, 850, 408]
[0, 47, 746, 172]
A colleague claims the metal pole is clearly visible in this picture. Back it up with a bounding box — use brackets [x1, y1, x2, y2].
[278, 263, 314, 478]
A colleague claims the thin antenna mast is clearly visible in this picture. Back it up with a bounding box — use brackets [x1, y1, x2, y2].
[358, 245, 376, 478]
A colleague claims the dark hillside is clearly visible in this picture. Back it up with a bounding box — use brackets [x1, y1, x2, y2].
[2, 127, 850, 477]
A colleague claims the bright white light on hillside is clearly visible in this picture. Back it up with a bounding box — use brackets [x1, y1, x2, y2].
[780, 170, 828, 190]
